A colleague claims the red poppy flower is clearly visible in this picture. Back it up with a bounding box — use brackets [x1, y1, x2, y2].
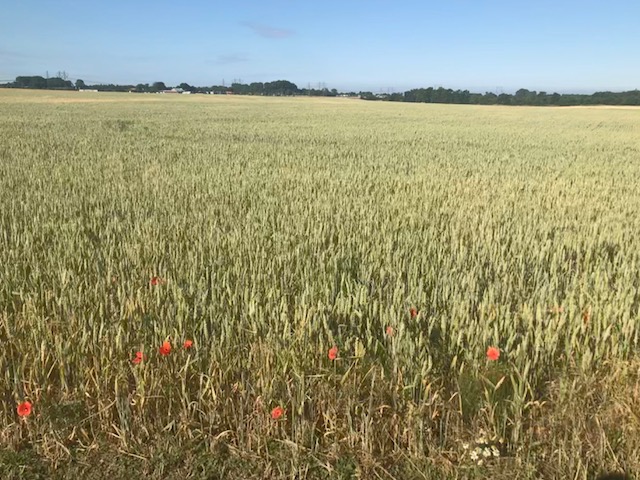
[150, 276, 165, 286]
[386, 326, 395, 337]
[159, 340, 172, 356]
[328, 345, 338, 360]
[271, 406, 284, 420]
[132, 351, 144, 364]
[183, 339, 193, 349]
[486, 346, 500, 361]
[17, 401, 32, 417]
[410, 308, 418, 318]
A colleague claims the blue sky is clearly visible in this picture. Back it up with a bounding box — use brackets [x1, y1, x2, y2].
[1, 0, 639, 93]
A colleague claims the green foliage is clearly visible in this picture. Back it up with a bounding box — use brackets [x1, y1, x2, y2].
[8, 76, 74, 90]
[398, 87, 640, 106]
[152, 81, 167, 91]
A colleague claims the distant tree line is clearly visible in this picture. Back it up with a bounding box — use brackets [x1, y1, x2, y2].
[2, 75, 639, 105]
[6, 76, 75, 90]
[374, 87, 640, 106]
[1, 76, 340, 97]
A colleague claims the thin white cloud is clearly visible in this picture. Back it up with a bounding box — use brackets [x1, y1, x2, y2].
[241, 22, 294, 39]
[215, 53, 249, 65]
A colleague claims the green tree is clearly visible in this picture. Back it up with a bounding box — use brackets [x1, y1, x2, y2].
[264, 80, 298, 96]
[15, 76, 47, 89]
[46, 77, 73, 89]
[249, 82, 264, 95]
[151, 81, 167, 92]
[178, 82, 195, 92]
[514, 88, 530, 105]
[231, 82, 250, 94]
[497, 93, 512, 105]
[536, 92, 548, 105]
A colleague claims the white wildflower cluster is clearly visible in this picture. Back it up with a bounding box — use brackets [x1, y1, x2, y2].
[461, 431, 504, 466]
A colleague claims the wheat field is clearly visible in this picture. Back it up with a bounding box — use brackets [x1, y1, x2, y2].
[1, 89, 639, 479]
